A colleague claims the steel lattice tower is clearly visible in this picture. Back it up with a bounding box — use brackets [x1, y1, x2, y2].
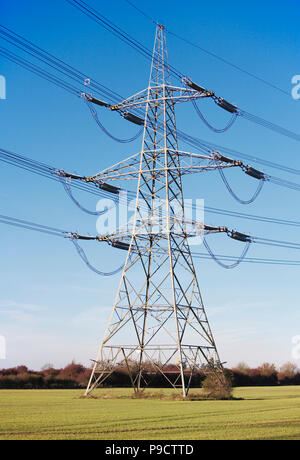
[85, 25, 226, 398]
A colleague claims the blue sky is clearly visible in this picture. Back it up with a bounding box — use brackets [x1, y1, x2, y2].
[1, 0, 300, 370]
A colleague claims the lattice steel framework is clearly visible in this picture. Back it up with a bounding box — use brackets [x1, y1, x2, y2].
[85, 25, 226, 397]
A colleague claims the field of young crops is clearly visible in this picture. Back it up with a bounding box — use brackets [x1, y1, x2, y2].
[0, 386, 300, 440]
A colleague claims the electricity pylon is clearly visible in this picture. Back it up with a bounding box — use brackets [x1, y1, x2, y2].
[85, 25, 227, 398]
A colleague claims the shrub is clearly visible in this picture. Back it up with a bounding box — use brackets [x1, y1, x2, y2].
[201, 370, 233, 399]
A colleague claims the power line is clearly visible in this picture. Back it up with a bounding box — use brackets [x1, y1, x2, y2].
[2, 25, 300, 179]
[3, 146, 300, 229]
[84, 96, 143, 143]
[65, 0, 183, 80]
[217, 166, 266, 205]
[184, 135, 300, 177]
[2, 15, 298, 395]
[0, 214, 68, 238]
[123, 0, 157, 24]
[0, 214, 127, 276]
[203, 237, 251, 269]
[191, 252, 300, 266]
[3, 25, 300, 221]
[192, 99, 239, 133]
[64, 0, 300, 143]
[0, 147, 111, 197]
[1, 212, 300, 266]
[0, 47, 81, 97]
[205, 205, 300, 229]
[124, 0, 291, 98]
[0, 24, 121, 102]
[71, 237, 125, 276]
[3, 44, 300, 200]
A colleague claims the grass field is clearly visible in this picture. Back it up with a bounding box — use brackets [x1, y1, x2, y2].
[0, 386, 300, 440]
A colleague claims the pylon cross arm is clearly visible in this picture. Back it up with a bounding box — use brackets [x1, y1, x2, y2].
[84, 150, 238, 183]
[110, 85, 214, 111]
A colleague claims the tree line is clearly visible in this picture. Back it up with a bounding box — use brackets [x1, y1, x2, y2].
[0, 361, 299, 389]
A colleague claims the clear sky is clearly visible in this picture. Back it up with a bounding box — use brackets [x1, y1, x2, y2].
[1, 0, 300, 370]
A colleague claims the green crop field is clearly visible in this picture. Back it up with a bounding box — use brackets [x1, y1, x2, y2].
[0, 386, 300, 440]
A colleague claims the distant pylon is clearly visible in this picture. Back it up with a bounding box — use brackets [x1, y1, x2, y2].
[85, 25, 225, 398]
